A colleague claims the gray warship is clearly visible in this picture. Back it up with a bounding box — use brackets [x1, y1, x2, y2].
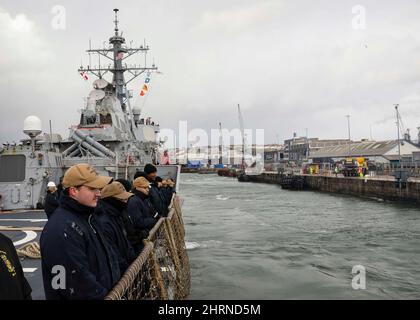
[0, 8, 179, 212]
[0, 9, 189, 300]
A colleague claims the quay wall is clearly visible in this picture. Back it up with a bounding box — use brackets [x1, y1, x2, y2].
[246, 172, 420, 202]
[247, 172, 279, 184]
[305, 175, 420, 202]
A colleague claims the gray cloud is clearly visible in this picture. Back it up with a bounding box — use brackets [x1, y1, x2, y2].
[1, 0, 420, 145]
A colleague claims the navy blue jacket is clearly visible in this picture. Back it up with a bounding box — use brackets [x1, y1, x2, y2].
[43, 191, 59, 219]
[40, 195, 121, 300]
[149, 183, 169, 217]
[95, 198, 136, 274]
[0, 233, 32, 300]
[127, 190, 157, 231]
[161, 186, 174, 207]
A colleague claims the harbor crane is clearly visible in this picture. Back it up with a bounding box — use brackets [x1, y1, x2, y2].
[219, 122, 223, 165]
[238, 104, 245, 170]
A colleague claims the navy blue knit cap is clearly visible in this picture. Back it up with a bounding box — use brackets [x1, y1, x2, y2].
[144, 163, 157, 175]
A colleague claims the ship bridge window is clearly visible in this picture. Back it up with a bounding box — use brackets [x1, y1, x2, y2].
[80, 114, 97, 126]
[100, 113, 112, 125]
[0, 154, 26, 182]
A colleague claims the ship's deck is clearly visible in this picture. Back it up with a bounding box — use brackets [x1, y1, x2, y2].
[0, 210, 46, 300]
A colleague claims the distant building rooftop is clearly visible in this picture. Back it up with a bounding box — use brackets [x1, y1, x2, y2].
[309, 140, 418, 159]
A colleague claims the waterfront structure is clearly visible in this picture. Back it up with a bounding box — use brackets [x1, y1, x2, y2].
[283, 135, 350, 164]
[263, 145, 285, 171]
[309, 140, 420, 165]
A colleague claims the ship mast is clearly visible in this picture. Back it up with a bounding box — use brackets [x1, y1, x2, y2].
[78, 8, 158, 113]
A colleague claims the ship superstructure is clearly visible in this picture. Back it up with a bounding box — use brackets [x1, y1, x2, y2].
[61, 8, 161, 175]
[0, 9, 179, 211]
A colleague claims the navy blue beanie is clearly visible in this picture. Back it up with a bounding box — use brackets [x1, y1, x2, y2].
[144, 164, 157, 175]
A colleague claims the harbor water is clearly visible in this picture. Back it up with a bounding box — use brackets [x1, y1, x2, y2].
[181, 173, 420, 299]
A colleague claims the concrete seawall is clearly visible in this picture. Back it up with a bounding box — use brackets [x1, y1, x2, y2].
[245, 172, 420, 203]
[305, 175, 420, 202]
[246, 172, 279, 184]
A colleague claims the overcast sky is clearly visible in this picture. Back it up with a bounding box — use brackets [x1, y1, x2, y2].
[1, 0, 420, 146]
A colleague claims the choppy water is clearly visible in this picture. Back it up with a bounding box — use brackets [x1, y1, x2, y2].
[180, 173, 420, 299]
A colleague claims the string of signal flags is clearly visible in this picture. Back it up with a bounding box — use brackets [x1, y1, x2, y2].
[79, 67, 162, 99]
[140, 72, 151, 96]
[139, 70, 163, 97]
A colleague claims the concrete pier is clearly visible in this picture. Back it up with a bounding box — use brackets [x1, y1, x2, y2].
[243, 172, 420, 203]
[305, 175, 420, 202]
[245, 172, 279, 184]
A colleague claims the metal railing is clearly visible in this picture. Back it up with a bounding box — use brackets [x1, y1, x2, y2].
[105, 195, 190, 300]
